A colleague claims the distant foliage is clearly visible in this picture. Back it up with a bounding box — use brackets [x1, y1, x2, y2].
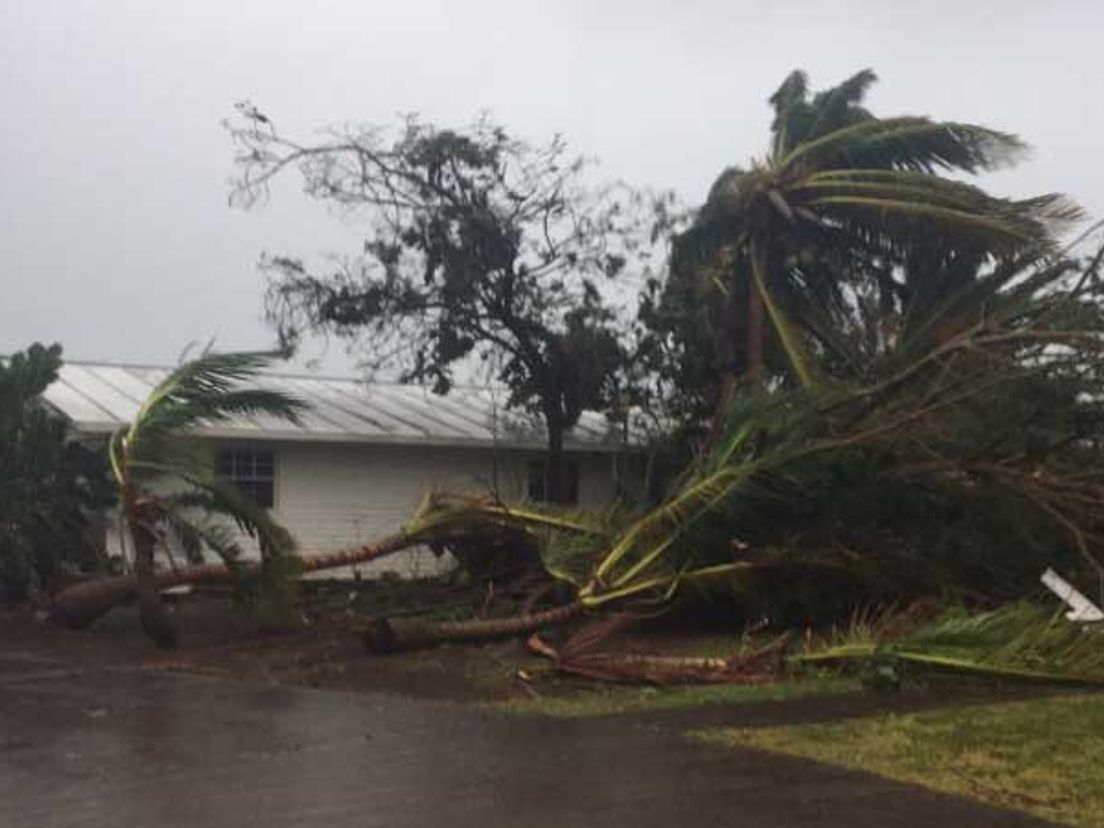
[227, 108, 668, 502]
[0, 343, 113, 601]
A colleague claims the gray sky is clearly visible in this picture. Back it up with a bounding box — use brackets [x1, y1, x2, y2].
[3, 0, 1102, 373]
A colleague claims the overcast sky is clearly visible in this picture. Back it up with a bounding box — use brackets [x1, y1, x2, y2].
[3, 0, 1102, 374]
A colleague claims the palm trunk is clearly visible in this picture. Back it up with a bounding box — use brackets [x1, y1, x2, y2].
[132, 523, 178, 649]
[746, 271, 766, 381]
[50, 531, 416, 630]
[364, 600, 582, 654]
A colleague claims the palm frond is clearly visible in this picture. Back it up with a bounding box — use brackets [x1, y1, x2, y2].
[127, 350, 306, 461]
[802, 69, 878, 143]
[156, 504, 248, 566]
[166, 476, 296, 559]
[751, 241, 817, 386]
[582, 245, 1104, 613]
[798, 603, 1104, 686]
[806, 196, 1049, 252]
[778, 117, 1028, 176]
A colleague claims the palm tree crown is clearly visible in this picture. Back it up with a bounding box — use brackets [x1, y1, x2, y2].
[673, 69, 1082, 387]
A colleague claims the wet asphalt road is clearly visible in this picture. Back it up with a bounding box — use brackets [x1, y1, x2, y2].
[0, 651, 1056, 828]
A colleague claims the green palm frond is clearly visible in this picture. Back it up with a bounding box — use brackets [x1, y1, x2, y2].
[807, 195, 1076, 255]
[802, 69, 877, 142]
[778, 116, 1027, 176]
[798, 603, 1104, 686]
[130, 351, 305, 451]
[794, 173, 1082, 238]
[166, 475, 295, 558]
[581, 391, 830, 606]
[582, 244, 1104, 613]
[770, 69, 878, 160]
[751, 241, 817, 386]
[403, 491, 607, 541]
[156, 504, 248, 565]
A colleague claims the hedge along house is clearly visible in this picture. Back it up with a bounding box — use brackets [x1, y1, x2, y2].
[43, 361, 628, 576]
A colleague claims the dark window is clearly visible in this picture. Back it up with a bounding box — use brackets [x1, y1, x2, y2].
[216, 446, 275, 508]
[526, 459, 579, 504]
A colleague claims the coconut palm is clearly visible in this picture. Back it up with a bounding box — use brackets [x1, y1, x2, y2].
[673, 68, 1082, 387]
[108, 350, 306, 647]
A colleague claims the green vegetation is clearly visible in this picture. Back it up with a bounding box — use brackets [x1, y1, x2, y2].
[0, 343, 113, 601]
[712, 693, 1104, 827]
[27, 68, 1104, 697]
[498, 673, 858, 718]
[797, 602, 1104, 687]
[659, 68, 1075, 392]
[576, 70, 1102, 620]
[211, 69, 1104, 667]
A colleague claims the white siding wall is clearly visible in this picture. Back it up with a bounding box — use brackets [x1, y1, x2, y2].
[106, 440, 616, 578]
[270, 441, 612, 577]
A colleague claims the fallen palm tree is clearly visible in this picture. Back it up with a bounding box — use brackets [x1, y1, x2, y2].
[49, 531, 416, 629]
[51, 493, 602, 630]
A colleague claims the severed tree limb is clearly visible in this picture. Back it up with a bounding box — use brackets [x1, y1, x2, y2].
[49, 532, 415, 630]
[364, 600, 583, 654]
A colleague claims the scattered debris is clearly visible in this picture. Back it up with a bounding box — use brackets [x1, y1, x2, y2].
[526, 616, 791, 685]
[1040, 568, 1104, 623]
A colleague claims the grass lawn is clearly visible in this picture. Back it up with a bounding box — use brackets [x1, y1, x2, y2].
[709, 692, 1104, 827]
[497, 673, 859, 717]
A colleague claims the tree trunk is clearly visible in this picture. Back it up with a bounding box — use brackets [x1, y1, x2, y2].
[364, 600, 582, 654]
[746, 270, 766, 381]
[545, 417, 573, 504]
[50, 531, 416, 631]
[132, 524, 178, 649]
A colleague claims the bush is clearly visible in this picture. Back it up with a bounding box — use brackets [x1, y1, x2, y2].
[0, 343, 114, 602]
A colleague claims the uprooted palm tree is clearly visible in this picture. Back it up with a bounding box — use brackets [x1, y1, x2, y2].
[99, 350, 307, 647]
[51, 489, 603, 632]
[669, 68, 1081, 389]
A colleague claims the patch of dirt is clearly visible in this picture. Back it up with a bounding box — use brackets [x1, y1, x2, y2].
[3, 579, 561, 702]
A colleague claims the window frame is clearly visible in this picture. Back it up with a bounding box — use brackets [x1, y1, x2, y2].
[215, 444, 277, 510]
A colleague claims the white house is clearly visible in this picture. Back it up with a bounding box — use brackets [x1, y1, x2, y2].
[43, 361, 627, 576]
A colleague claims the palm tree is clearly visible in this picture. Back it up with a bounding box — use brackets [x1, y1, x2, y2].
[108, 350, 306, 647]
[674, 69, 1081, 387]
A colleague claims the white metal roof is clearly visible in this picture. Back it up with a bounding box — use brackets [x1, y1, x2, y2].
[44, 361, 624, 452]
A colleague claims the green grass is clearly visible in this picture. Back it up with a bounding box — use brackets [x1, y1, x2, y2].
[497, 673, 859, 718]
[709, 692, 1104, 827]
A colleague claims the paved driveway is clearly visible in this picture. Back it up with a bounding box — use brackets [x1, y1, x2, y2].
[0, 651, 1055, 827]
